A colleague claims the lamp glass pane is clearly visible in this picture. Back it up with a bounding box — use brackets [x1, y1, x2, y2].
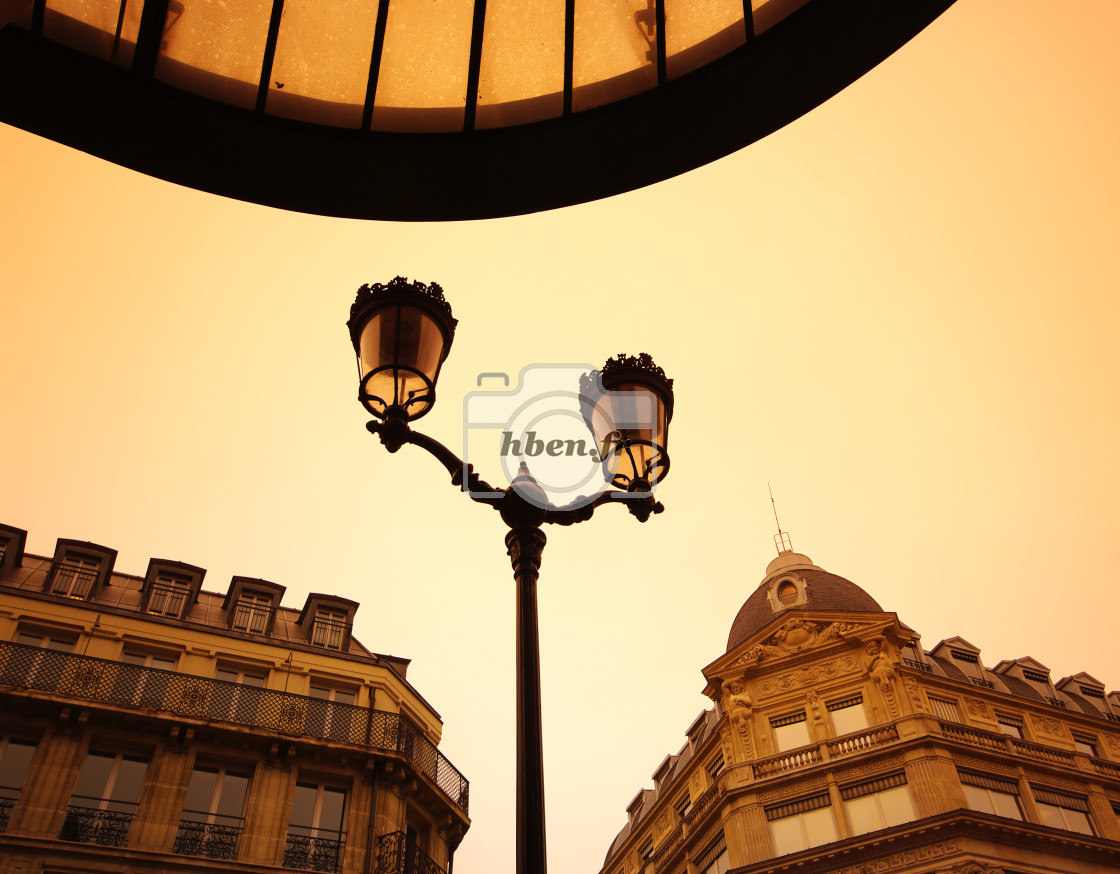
[664, 0, 744, 80]
[476, 0, 565, 129]
[266, 0, 381, 128]
[156, 0, 273, 110]
[371, 0, 474, 133]
[358, 304, 446, 417]
[573, 0, 657, 112]
[589, 381, 666, 486]
[43, 0, 145, 67]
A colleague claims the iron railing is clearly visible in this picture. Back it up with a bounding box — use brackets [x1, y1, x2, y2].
[0, 797, 14, 832]
[311, 618, 351, 650]
[173, 818, 243, 860]
[902, 658, 931, 672]
[148, 582, 189, 617]
[49, 562, 98, 599]
[232, 602, 274, 634]
[284, 832, 345, 872]
[376, 830, 446, 874]
[0, 641, 469, 813]
[59, 805, 135, 847]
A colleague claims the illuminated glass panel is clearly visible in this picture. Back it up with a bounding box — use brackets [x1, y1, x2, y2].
[752, 0, 810, 36]
[664, 0, 744, 80]
[476, 0, 565, 129]
[573, 0, 657, 112]
[43, 0, 145, 66]
[371, 0, 475, 133]
[266, 0, 380, 128]
[156, 0, 273, 110]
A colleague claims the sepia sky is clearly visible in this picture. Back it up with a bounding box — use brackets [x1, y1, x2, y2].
[2, 1, 1119, 872]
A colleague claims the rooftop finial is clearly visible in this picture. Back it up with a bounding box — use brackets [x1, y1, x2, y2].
[769, 482, 793, 555]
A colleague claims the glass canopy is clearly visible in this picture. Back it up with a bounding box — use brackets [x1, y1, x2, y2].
[0, 0, 956, 219]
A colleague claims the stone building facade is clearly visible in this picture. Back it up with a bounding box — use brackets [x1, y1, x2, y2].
[0, 522, 469, 873]
[599, 545, 1120, 874]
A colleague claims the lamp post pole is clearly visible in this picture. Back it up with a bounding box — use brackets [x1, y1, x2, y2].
[348, 278, 674, 874]
[508, 526, 548, 874]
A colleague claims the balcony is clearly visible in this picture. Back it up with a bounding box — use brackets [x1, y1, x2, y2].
[284, 831, 345, 872]
[311, 617, 351, 650]
[0, 797, 14, 832]
[173, 818, 243, 860]
[59, 805, 135, 847]
[752, 724, 900, 780]
[376, 830, 447, 874]
[0, 641, 468, 813]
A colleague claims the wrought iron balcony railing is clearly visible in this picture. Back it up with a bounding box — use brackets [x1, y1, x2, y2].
[0, 641, 469, 813]
[49, 562, 98, 599]
[59, 805, 135, 847]
[0, 796, 14, 832]
[284, 831, 345, 872]
[232, 602, 274, 634]
[173, 817, 244, 860]
[311, 618, 351, 650]
[148, 582, 190, 617]
[902, 658, 932, 673]
[376, 830, 447, 874]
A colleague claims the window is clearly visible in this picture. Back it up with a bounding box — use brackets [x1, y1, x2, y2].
[1032, 786, 1094, 835]
[928, 696, 960, 723]
[1023, 669, 1049, 684]
[61, 751, 149, 847]
[996, 714, 1023, 738]
[841, 772, 915, 835]
[213, 667, 267, 724]
[148, 572, 192, 617]
[950, 649, 978, 663]
[50, 552, 100, 599]
[638, 837, 653, 862]
[771, 711, 810, 751]
[311, 608, 348, 650]
[695, 832, 728, 874]
[232, 592, 273, 634]
[959, 771, 1022, 820]
[307, 685, 360, 742]
[113, 650, 177, 709]
[674, 793, 692, 819]
[0, 739, 37, 831]
[707, 753, 724, 780]
[776, 581, 798, 605]
[175, 765, 249, 860]
[1072, 734, 1098, 757]
[284, 782, 346, 871]
[766, 793, 838, 856]
[827, 695, 868, 736]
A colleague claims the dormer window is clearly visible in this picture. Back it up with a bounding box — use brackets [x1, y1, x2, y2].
[311, 608, 348, 649]
[44, 539, 116, 601]
[0, 524, 27, 575]
[50, 552, 100, 599]
[148, 572, 191, 617]
[222, 577, 284, 636]
[142, 560, 204, 619]
[766, 575, 807, 612]
[233, 591, 273, 634]
[297, 594, 356, 651]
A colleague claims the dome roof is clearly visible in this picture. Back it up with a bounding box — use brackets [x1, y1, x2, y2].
[726, 552, 883, 653]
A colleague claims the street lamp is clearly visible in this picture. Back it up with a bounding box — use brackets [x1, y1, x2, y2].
[347, 277, 675, 874]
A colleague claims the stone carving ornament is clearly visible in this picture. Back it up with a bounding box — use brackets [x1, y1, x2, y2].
[738, 619, 866, 666]
[831, 839, 960, 874]
[759, 656, 859, 697]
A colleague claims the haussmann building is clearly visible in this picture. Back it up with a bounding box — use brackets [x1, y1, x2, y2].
[0, 522, 470, 874]
[598, 540, 1120, 874]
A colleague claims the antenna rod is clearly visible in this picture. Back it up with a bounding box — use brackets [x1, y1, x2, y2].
[769, 482, 783, 535]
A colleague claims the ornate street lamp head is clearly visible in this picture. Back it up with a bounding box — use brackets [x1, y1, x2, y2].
[347, 277, 458, 424]
[580, 353, 674, 493]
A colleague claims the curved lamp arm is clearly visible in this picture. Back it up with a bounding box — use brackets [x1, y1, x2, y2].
[366, 419, 664, 524]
